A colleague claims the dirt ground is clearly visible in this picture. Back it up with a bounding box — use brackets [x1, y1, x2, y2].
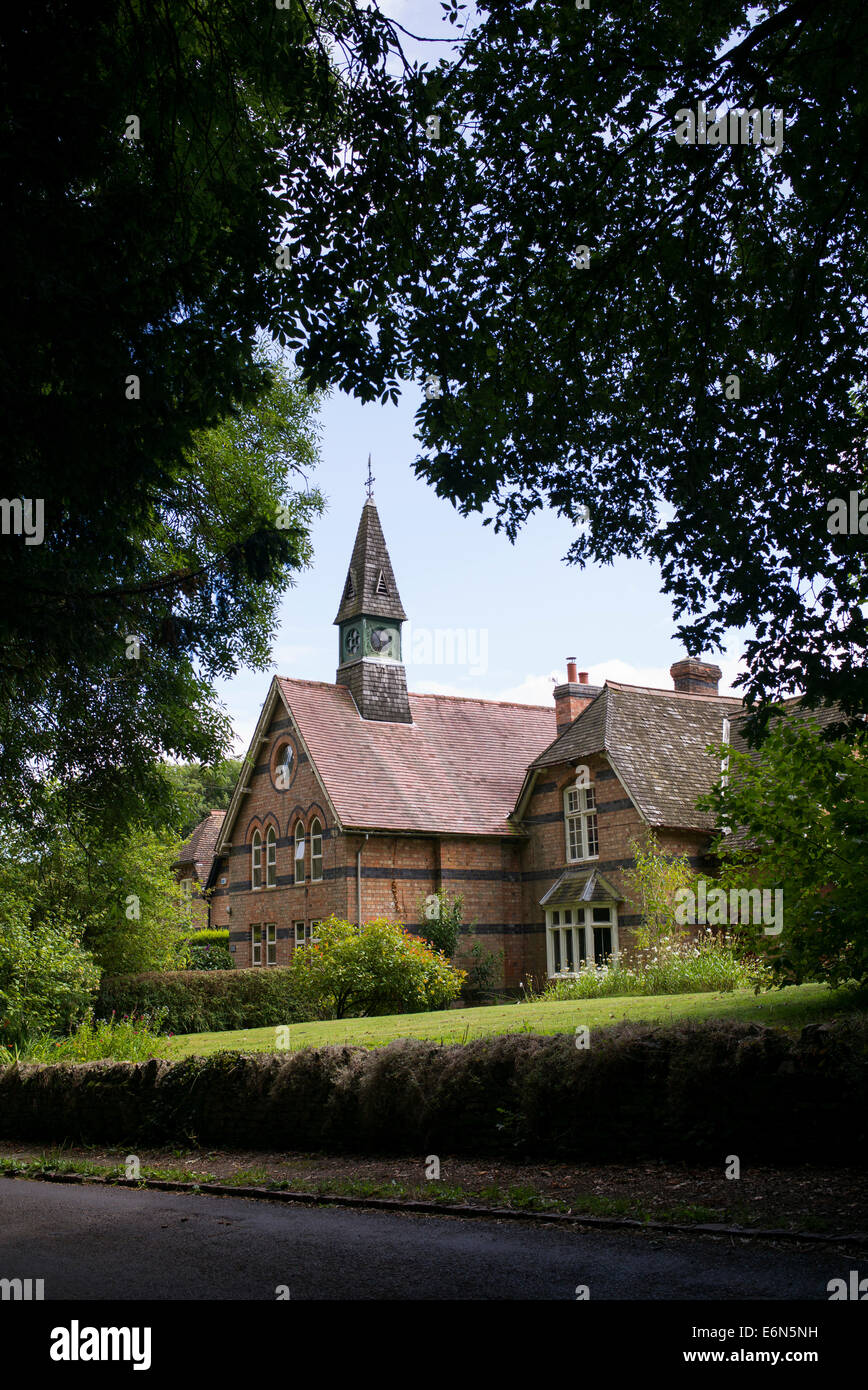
[1, 1140, 865, 1235]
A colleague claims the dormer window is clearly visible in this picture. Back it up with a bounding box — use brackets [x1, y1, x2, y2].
[344, 569, 355, 600]
[564, 783, 598, 862]
[375, 568, 389, 595]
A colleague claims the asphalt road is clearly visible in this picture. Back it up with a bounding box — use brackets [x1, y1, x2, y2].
[0, 1177, 850, 1300]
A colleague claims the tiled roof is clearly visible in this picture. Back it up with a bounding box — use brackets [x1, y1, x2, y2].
[333, 499, 407, 624]
[531, 681, 741, 830]
[278, 678, 556, 835]
[176, 809, 226, 882]
[539, 868, 623, 907]
[728, 698, 846, 757]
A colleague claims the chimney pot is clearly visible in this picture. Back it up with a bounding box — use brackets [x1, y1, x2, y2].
[566, 658, 578, 683]
[578, 671, 588, 684]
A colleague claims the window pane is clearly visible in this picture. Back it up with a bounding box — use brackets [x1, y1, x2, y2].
[563, 929, 573, 972]
[551, 910, 560, 926]
[592, 906, 611, 922]
[577, 926, 586, 963]
[553, 930, 561, 972]
[586, 814, 599, 857]
[593, 926, 612, 964]
[294, 921, 305, 945]
[563, 909, 572, 924]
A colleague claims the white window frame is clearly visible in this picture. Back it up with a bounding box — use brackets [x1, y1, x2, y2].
[251, 923, 262, 966]
[310, 818, 323, 882]
[294, 822, 305, 884]
[564, 784, 599, 863]
[545, 904, 618, 978]
[265, 922, 277, 966]
[265, 827, 277, 887]
[251, 831, 262, 890]
[294, 920, 306, 947]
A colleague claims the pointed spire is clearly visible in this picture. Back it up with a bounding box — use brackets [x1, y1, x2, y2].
[334, 498, 407, 625]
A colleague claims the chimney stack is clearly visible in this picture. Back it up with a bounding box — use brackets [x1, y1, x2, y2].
[554, 659, 602, 732]
[670, 657, 722, 696]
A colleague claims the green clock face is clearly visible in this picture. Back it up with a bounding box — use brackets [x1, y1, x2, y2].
[368, 626, 397, 657]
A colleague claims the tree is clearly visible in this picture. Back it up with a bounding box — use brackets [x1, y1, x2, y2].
[700, 713, 868, 986]
[286, 916, 465, 1019]
[0, 862, 101, 1049]
[163, 762, 243, 838]
[366, 0, 868, 724]
[1, 338, 324, 832]
[622, 835, 697, 953]
[0, 792, 193, 976]
[0, 0, 413, 826]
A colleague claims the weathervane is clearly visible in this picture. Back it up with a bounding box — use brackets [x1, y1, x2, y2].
[365, 453, 375, 500]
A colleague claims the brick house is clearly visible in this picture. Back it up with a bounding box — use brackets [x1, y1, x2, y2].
[207, 495, 741, 987]
[174, 809, 226, 930]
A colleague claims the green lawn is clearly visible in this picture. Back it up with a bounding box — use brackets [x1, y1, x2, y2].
[167, 982, 868, 1058]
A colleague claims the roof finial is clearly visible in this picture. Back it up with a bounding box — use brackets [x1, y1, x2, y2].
[365, 454, 375, 501]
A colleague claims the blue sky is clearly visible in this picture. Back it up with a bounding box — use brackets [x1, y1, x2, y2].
[215, 383, 746, 751]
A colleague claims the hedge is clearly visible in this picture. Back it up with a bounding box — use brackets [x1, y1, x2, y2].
[95, 969, 315, 1034]
[1, 1018, 866, 1161]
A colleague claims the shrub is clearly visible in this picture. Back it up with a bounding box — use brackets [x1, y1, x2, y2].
[0, 911, 100, 1050]
[96, 968, 315, 1035]
[417, 890, 464, 959]
[13, 1010, 171, 1064]
[1, 1018, 865, 1164]
[287, 916, 465, 1019]
[183, 929, 232, 971]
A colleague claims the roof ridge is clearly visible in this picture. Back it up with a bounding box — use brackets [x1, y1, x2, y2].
[408, 690, 555, 712]
[606, 679, 741, 702]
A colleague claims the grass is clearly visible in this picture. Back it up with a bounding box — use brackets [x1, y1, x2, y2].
[0, 1154, 728, 1226]
[166, 982, 867, 1058]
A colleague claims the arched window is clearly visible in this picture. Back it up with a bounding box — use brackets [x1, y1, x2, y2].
[266, 826, 277, 887]
[294, 821, 306, 884]
[310, 818, 323, 882]
[251, 830, 262, 890]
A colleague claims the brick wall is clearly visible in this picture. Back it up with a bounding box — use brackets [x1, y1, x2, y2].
[216, 703, 713, 989]
[518, 753, 712, 977]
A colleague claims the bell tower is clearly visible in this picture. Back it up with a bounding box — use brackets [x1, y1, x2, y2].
[334, 483, 412, 723]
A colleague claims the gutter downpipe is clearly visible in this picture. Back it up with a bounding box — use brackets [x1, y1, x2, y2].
[356, 833, 369, 926]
